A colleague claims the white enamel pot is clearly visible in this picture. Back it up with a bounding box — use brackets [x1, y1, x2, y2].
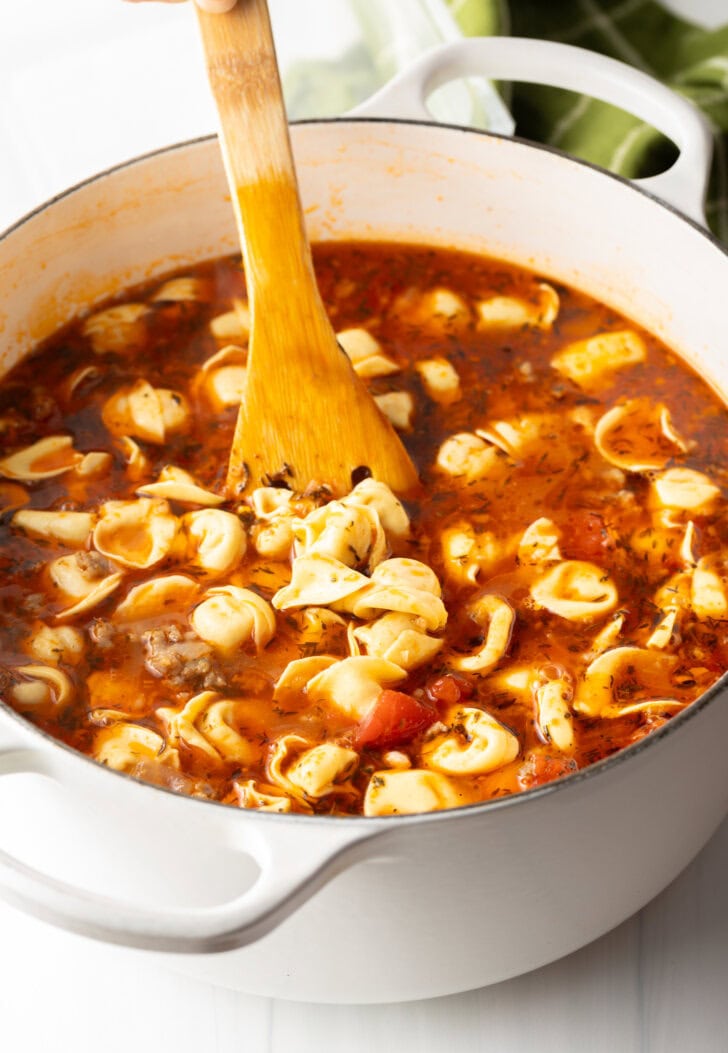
[0, 38, 726, 1005]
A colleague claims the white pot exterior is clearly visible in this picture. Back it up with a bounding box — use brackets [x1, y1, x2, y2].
[0, 118, 727, 1003]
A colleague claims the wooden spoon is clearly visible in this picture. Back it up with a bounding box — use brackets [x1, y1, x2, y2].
[195, 0, 419, 498]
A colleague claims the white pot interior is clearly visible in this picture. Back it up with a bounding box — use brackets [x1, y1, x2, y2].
[0, 122, 727, 1003]
[1, 123, 726, 403]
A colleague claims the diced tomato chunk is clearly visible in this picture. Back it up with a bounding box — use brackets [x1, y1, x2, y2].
[517, 751, 578, 790]
[627, 716, 669, 746]
[425, 673, 473, 707]
[561, 510, 615, 563]
[355, 689, 437, 750]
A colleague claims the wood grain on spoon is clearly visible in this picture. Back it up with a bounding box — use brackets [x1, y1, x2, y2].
[195, 0, 419, 498]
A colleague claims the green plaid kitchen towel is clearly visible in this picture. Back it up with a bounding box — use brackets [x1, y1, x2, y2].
[282, 1, 728, 238]
[448, 0, 728, 239]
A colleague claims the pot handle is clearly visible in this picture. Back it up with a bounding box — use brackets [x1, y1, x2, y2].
[0, 745, 381, 953]
[349, 37, 713, 226]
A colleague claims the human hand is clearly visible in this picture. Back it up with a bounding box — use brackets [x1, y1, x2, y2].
[125, 0, 237, 12]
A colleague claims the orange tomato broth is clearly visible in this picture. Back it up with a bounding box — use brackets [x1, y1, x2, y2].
[0, 242, 726, 815]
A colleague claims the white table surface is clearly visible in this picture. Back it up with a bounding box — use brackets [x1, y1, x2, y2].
[2, 2, 727, 1050]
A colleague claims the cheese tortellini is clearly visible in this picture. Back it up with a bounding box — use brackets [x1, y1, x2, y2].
[93, 723, 179, 772]
[268, 737, 359, 801]
[477, 283, 559, 330]
[93, 499, 178, 570]
[363, 769, 464, 816]
[25, 624, 85, 666]
[594, 399, 688, 472]
[191, 586, 276, 653]
[441, 521, 504, 585]
[102, 379, 190, 444]
[3, 244, 725, 823]
[551, 329, 646, 387]
[436, 432, 502, 481]
[0, 436, 82, 481]
[293, 499, 386, 570]
[449, 594, 514, 674]
[158, 691, 256, 765]
[182, 509, 247, 576]
[421, 706, 519, 776]
[12, 509, 93, 547]
[531, 561, 618, 622]
[337, 328, 399, 378]
[82, 303, 149, 355]
[306, 656, 407, 719]
[195, 345, 247, 410]
[336, 558, 448, 631]
[354, 612, 443, 670]
[47, 552, 124, 621]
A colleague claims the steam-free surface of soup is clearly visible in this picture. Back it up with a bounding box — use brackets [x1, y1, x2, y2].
[0, 243, 726, 816]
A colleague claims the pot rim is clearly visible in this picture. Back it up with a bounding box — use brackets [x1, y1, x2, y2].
[1, 117, 726, 829]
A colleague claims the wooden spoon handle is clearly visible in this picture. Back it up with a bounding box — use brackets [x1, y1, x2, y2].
[196, 0, 419, 498]
[196, 0, 317, 301]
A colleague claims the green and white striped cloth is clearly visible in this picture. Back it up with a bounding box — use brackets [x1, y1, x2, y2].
[448, 0, 728, 239]
[283, 0, 727, 239]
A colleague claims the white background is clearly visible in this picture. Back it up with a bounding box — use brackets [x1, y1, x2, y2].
[1, 1, 728, 1050]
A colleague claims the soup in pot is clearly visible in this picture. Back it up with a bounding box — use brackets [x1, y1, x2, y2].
[0, 243, 726, 816]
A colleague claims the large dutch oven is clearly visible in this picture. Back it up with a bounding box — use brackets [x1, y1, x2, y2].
[0, 38, 726, 1004]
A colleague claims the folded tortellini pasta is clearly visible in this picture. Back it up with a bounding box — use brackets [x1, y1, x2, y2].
[12, 509, 93, 547]
[233, 780, 299, 813]
[209, 298, 250, 342]
[47, 551, 124, 621]
[374, 391, 414, 431]
[518, 517, 562, 565]
[550, 329, 646, 387]
[336, 328, 399, 378]
[535, 679, 575, 752]
[112, 575, 199, 623]
[691, 557, 728, 620]
[82, 303, 149, 355]
[449, 594, 514, 674]
[340, 478, 410, 540]
[435, 432, 503, 482]
[93, 722, 179, 772]
[531, 561, 618, 622]
[191, 586, 276, 653]
[306, 656, 407, 719]
[477, 283, 559, 330]
[182, 509, 247, 577]
[594, 398, 688, 472]
[363, 768, 464, 816]
[650, 468, 721, 513]
[421, 706, 519, 776]
[273, 554, 370, 610]
[477, 414, 565, 460]
[354, 612, 443, 670]
[158, 691, 256, 764]
[416, 358, 461, 404]
[152, 276, 207, 303]
[0, 436, 82, 482]
[441, 521, 504, 585]
[293, 499, 386, 570]
[268, 735, 359, 800]
[93, 499, 179, 570]
[137, 466, 224, 506]
[24, 623, 85, 666]
[335, 558, 447, 632]
[11, 664, 75, 710]
[573, 647, 680, 718]
[194, 344, 247, 410]
[102, 379, 190, 444]
[391, 287, 471, 330]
